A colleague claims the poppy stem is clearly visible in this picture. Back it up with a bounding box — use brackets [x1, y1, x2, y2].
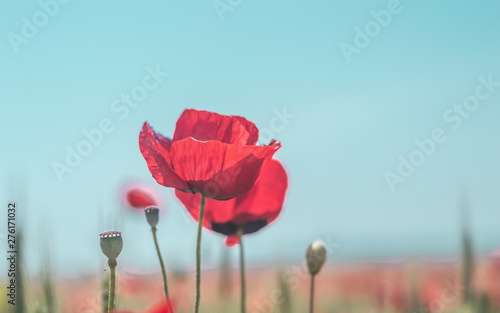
[152, 226, 169, 299]
[237, 229, 246, 313]
[309, 274, 315, 313]
[194, 194, 206, 313]
[108, 262, 116, 313]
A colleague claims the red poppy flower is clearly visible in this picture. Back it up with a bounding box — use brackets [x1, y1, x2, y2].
[419, 277, 443, 309]
[139, 109, 281, 200]
[175, 158, 288, 245]
[119, 181, 164, 211]
[487, 248, 500, 306]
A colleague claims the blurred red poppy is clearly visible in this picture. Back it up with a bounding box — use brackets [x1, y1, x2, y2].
[119, 181, 164, 211]
[175, 158, 288, 245]
[114, 298, 174, 313]
[487, 248, 500, 307]
[419, 277, 443, 309]
[139, 109, 281, 200]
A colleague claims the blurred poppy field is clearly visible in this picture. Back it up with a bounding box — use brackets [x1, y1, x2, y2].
[3, 241, 500, 313]
[2, 1, 500, 313]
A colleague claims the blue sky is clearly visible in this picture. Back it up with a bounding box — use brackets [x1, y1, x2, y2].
[1, 0, 500, 275]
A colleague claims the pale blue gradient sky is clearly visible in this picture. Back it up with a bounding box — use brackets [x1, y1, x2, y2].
[1, 0, 500, 275]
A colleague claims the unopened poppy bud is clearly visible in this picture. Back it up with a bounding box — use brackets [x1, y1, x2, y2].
[99, 231, 123, 263]
[145, 206, 160, 228]
[306, 240, 327, 275]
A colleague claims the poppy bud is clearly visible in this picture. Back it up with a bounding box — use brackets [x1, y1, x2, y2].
[306, 240, 327, 275]
[145, 206, 160, 228]
[99, 231, 123, 263]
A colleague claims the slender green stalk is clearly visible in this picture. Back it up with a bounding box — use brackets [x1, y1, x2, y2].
[108, 263, 116, 312]
[309, 274, 315, 313]
[152, 227, 169, 299]
[238, 229, 246, 313]
[102, 276, 109, 313]
[42, 273, 56, 313]
[194, 194, 206, 313]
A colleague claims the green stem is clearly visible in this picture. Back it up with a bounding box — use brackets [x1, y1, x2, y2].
[238, 229, 246, 313]
[152, 227, 169, 299]
[194, 194, 206, 313]
[309, 274, 315, 313]
[108, 263, 116, 313]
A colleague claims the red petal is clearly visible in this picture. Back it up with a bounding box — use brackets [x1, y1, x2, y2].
[225, 236, 240, 247]
[170, 138, 280, 200]
[119, 181, 166, 211]
[139, 122, 189, 190]
[175, 159, 288, 236]
[126, 188, 157, 209]
[172, 109, 259, 145]
[146, 299, 174, 313]
[224, 158, 288, 224]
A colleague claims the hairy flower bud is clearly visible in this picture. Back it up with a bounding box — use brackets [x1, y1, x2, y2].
[145, 206, 160, 228]
[306, 240, 327, 275]
[99, 231, 123, 262]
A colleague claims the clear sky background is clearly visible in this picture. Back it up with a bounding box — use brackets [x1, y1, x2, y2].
[1, 0, 500, 276]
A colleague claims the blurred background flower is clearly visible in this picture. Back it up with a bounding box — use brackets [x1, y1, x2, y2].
[119, 181, 165, 212]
